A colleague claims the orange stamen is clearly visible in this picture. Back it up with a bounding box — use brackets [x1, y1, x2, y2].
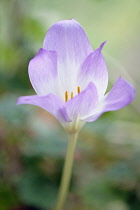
[65, 91, 68, 102]
[77, 86, 81, 94]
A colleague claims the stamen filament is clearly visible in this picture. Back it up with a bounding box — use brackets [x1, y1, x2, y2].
[65, 91, 68, 102]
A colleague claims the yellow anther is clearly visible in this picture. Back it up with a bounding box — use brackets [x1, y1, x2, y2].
[71, 92, 74, 99]
[65, 91, 68, 102]
[65, 87, 81, 102]
[77, 86, 81, 94]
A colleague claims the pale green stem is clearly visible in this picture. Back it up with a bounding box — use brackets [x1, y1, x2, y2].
[54, 132, 78, 210]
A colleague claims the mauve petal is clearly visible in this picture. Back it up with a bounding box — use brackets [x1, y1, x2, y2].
[43, 19, 93, 93]
[28, 48, 59, 96]
[78, 42, 108, 100]
[83, 77, 135, 122]
[16, 94, 71, 124]
[103, 77, 135, 111]
[61, 82, 98, 121]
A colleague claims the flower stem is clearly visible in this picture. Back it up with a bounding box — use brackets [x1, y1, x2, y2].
[54, 132, 78, 210]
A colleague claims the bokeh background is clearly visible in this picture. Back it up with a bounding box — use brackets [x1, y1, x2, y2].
[0, 0, 140, 210]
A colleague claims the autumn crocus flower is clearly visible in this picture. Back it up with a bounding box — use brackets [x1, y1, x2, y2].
[17, 19, 135, 133]
[17, 19, 135, 210]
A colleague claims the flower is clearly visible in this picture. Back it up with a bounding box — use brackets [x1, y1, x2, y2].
[17, 19, 135, 133]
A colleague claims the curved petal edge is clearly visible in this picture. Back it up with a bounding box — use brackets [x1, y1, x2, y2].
[82, 77, 135, 122]
[16, 94, 71, 125]
[78, 41, 108, 100]
[28, 48, 58, 96]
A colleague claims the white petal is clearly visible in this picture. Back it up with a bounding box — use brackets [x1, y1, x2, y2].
[43, 19, 93, 93]
[78, 42, 108, 100]
[28, 48, 59, 96]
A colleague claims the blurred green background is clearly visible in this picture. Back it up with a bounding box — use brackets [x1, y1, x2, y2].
[0, 0, 140, 210]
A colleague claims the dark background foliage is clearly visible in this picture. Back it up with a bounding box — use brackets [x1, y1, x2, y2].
[0, 0, 140, 209]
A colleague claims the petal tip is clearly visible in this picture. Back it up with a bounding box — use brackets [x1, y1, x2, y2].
[36, 48, 57, 56]
[51, 19, 78, 26]
[16, 97, 22, 105]
[38, 48, 44, 53]
[69, 18, 77, 21]
[16, 101, 19, 105]
[28, 48, 44, 66]
[87, 81, 95, 88]
[99, 41, 107, 51]
[118, 76, 135, 93]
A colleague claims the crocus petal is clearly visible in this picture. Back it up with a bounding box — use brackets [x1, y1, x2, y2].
[28, 48, 59, 96]
[103, 77, 135, 111]
[43, 19, 93, 92]
[61, 82, 98, 121]
[83, 77, 135, 122]
[78, 42, 108, 100]
[16, 94, 71, 124]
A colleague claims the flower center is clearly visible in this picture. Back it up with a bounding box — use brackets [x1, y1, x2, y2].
[65, 86, 81, 102]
